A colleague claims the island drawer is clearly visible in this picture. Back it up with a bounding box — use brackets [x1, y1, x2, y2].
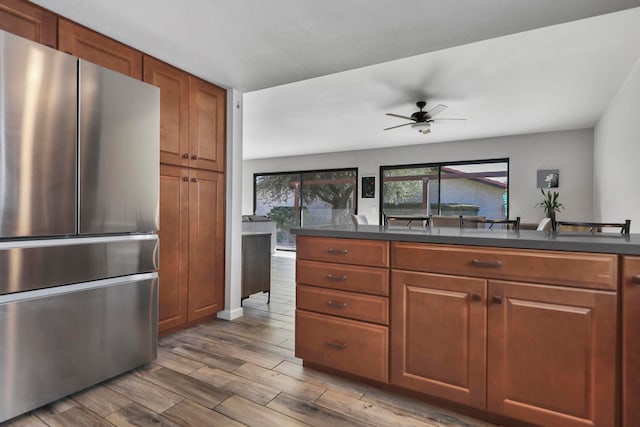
[296, 284, 389, 325]
[296, 260, 389, 296]
[392, 242, 618, 290]
[296, 236, 389, 267]
[295, 309, 388, 383]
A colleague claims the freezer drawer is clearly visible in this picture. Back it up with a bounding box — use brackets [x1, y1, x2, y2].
[0, 274, 158, 423]
[0, 236, 158, 296]
[79, 60, 160, 234]
[0, 30, 77, 238]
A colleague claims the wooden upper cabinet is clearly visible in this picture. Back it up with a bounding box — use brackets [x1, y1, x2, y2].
[144, 56, 189, 167]
[391, 270, 487, 409]
[58, 18, 142, 79]
[188, 76, 226, 172]
[187, 169, 225, 321]
[487, 280, 617, 427]
[0, 0, 57, 47]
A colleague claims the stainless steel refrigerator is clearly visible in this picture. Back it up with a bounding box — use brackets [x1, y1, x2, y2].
[0, 30, 160, 422]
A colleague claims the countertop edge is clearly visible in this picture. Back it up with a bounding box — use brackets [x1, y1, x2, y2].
[291, 225, 640, 255]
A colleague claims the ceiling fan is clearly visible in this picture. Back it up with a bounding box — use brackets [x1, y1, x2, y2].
[384, 101, 465, 134]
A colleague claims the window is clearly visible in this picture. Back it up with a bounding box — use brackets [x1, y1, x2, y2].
[380, 159, 509, 220]
[254, 168, 357, 249]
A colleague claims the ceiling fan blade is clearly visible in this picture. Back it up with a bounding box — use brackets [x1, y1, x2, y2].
[385, 113, 413, 120]
[432, 118, 467, 121]
[383, 122, 415, 131]
[426, 104, 448, 117]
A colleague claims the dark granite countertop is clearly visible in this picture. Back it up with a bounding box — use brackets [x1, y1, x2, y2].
[291, 224, 640, 255]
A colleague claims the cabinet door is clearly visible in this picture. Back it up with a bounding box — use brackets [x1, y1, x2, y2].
[623, 256, 640, 427]
[390, 270, 487, 409]
[158, 165, 189, 333]
[188, 76, 225, 172]
[0, 0, 57, 47]
[187, 170, 225, 321]
[143, 55, 189, 167]
[58, 18, 142, 79]
[487, 280, 617, 427]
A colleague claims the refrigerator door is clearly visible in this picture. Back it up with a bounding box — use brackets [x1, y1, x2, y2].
[0, 31, 77, 238]
[79, 60, 160, 234]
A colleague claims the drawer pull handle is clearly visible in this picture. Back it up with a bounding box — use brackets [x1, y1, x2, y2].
[326, 274, 347, 281]
[491, 295, 503, 304]
[326, 300, 347, 309]
[326, 340, 347, 349]
[471, 259, 502, 268]
[632, 275, 640, 284]
[471, 293, 482, 302]
[328, 248, 348, 255]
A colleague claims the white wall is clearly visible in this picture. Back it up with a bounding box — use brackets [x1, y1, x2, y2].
[594, 57, 640, 233]
[243, 128, 594, 225]
[219, 89, 244, 321]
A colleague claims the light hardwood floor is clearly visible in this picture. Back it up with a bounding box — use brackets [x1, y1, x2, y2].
[2, 251, 493, 427]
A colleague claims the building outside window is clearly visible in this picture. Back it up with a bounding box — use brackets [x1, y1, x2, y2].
[380, 159, 509, 221]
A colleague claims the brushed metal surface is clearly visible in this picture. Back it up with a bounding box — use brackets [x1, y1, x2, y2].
[0, 237, 158, 296]
[79, 60, 160, 234]
[0, 275, 158, 423]
[0, 31, 77, 238]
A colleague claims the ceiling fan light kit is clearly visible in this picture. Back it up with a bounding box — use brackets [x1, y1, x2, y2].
[411, 122, 431, 134]
[384, 100, 465, 134]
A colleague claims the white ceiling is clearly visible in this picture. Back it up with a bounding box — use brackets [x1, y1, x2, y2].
[244, 8, 640, 159]
[32, 1, 640, 160]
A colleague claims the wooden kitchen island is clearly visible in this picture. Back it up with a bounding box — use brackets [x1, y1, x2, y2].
[292, 225, 640, 427]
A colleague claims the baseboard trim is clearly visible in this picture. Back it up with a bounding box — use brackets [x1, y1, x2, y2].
[217, 307, 244, 321]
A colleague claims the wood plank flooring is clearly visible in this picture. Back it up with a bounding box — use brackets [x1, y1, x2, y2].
[2, 251, 494, 427]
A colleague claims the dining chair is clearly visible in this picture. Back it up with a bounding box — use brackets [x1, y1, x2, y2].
[552, 219, 631, 234]
[460, 215, 521, 230]
[384, 214, 430, 228]
[429, 215, 461, 228]
[351, 214, 368, 225]
[536, 217, 552, 231]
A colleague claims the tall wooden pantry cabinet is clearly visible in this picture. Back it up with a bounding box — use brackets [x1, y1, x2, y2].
[144, 56, 226, 334]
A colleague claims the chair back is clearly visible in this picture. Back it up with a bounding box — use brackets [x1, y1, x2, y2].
[351, 214, 368, 225]
[460, 215, 520, 230]
[552, 219, 631, 235]
[429, 215, 462, 228]
[458, 215, 486, 228]
[384, 215, 429, 228]
[536, 217, 552, 231]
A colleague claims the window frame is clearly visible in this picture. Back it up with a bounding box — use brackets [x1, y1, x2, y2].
[379, 158, 510, 223]
[253, 166, 359, 225]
